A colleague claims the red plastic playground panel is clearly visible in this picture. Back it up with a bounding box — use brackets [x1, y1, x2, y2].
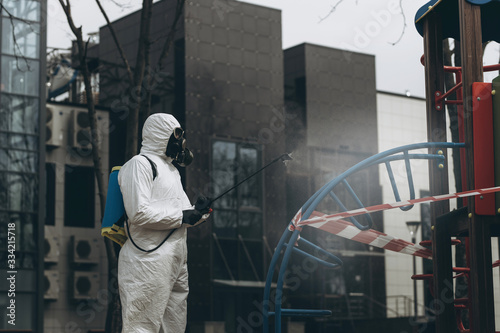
[472, 82, 496, 215]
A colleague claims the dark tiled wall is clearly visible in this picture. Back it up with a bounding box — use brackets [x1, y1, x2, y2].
[284, 43, 385, 319]
[184, 0, 286, 325]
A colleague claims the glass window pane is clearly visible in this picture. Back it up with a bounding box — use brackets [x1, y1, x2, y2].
[0, 212, 36, 269]
[0, 149, 38, 173]
[0, 150, 6, 170]
[0, 293, 36, 329]
[8, 213, 22, 250]
[212, 210, 237, 238]
[8, 174, 22, 211]
[239, 240, 262, 280]
[238, 146, 259, 207]
[7, 173, 38, 212]
[212, 239, 238, 280]
[2, 0, 40, 21]
[0, 133, 7, 146]
[21, 213, 35, 251]
[212, 141, 237, 209]
[0, 173, 7, 210]
[239, 211, 261, 240]
[2, 19, 40, 58]
[0, 101, 8, 132]
[1, 55, 40, 96]
[9, 133, 37, 150]
[0, 93, 39, 134]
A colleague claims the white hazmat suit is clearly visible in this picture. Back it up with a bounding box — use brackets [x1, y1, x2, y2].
[118, 113, 196, 332]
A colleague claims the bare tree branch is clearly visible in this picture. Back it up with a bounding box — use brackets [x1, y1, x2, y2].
[123, 0, 153, 159]
[57, 3, 118, 332]
[94, 0, 134, 84]
[141, 0, 185, 121]
[320, 0, 408, 46]
[318, 0, 346, 23]
[156, 0, 185, 69]
[56, 1, 184, 331]
[57, 0, 107, 237]
[389, 0, 407, 46]
[0, 3, 36, 71]
[108, 0, 136, 11]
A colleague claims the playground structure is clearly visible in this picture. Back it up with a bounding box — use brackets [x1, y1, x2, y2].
[263, 0, 500, 332]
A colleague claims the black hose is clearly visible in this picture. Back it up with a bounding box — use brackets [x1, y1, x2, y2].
[125, 218, 176, 253]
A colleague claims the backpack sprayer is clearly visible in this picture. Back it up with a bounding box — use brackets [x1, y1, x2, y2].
[101, 152, 293, 251]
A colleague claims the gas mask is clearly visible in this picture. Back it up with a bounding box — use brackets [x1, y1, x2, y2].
[165, 127, 194, 167]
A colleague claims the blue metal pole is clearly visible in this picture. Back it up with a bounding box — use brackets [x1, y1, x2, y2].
[274, 228, 301, 332]
[263, 226, 292, 333]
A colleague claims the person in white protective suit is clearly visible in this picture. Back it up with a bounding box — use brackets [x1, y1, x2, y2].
[118, 113, 210, 333]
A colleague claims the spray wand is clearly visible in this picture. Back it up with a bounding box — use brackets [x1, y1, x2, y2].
[195, 152, 293, 213]
[127, 152, 292, 252]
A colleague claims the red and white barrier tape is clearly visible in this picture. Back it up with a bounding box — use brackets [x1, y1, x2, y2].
[292, 210, 433, 259]
[296, 186, 500, 228]
[291, 186, 500, 259]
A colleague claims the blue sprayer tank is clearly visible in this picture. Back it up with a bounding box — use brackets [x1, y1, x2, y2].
[101, 166, 128, 246]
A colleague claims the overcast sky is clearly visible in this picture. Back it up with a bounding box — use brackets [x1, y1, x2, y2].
[46, 0, 500, 99]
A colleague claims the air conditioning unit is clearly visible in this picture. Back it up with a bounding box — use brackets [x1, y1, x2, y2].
[44, 270, 60, 300]
[45, 107, 64, 147]
[71, 271, 99, 300]
[44, 228, 60, 263]
[69, 109, 92, 150]
[70, 235, 100, 265]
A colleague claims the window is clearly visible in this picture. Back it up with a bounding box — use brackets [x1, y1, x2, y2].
[45, 163, 56, 226]
[0, 149, 38, 173]
[2, 18, 40, 58]
[0, 93, 39, 134]
[0, 172, 38, 213]
[0, 1, 43, 329]
[1, 1, 40, 22]
[211, 140, 263, 281]
[64, 165, 95, 228]
[211, 140, 262, 239]
[1, 55, 40, 96]
[0, 212, 37, 269]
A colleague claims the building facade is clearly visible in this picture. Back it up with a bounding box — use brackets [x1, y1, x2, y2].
[42, 103, 109, 332]
[377, 91, 500, 328]
[95, 1, 286, 332]
[67, 2, 404, 332]
[0, 1, 46, 331]
[283, 43, 386, 330]
[377, 92, 430, 318]
[52, 2, 454, 333]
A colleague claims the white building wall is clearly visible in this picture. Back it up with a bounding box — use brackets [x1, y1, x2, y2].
[377, 91, 500, 327]
[377, 92, 430, 318]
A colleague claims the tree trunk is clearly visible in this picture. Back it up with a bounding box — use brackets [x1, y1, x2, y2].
[60, 1, 184, 331]
[124, 0, 153, 160]
[58, 1, 121, 331]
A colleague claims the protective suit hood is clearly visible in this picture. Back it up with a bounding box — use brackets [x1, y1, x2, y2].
[140, 113, 181, 157]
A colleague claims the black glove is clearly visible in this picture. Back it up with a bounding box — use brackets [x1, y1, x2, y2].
[194, 196, 212, 214]
[182, 209, 204, 226]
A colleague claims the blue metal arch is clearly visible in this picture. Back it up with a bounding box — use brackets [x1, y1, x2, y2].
[263, 142, 465, 332]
